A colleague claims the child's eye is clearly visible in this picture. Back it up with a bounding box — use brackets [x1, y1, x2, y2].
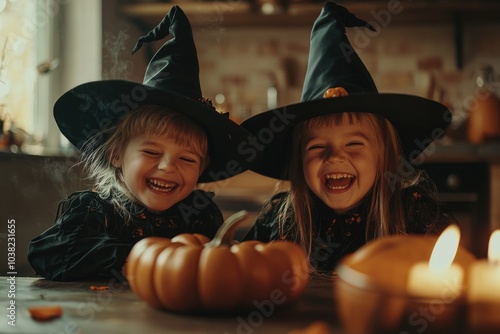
[180, 156, 198, 163]
[346, 142, 364, 147]
[142, 150, 160, 156]
[306, 144, 325, 151]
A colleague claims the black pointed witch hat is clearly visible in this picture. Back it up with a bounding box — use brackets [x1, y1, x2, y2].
[54, 6, 256, 182]
[241, 1, 451, 180]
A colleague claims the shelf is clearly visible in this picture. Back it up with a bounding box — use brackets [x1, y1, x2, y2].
[119, 0, 500, 28]
[118, 0, 500, 70]
[417, 141, 500, 164]
[119, 1, 316, 28]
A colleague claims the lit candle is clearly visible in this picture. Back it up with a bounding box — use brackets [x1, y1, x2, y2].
[468, 229, 500, 302]
[468, 230, 500, 331]
[407, 224, 464, 299]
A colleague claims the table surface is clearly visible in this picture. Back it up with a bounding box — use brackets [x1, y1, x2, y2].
[1, 275, 342, 334]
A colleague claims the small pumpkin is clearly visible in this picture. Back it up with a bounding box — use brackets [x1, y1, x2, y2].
[126, 211, 311, 313]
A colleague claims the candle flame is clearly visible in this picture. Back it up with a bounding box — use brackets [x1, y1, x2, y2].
[429, 224, 460, 272]
[488, 229, 500, 264]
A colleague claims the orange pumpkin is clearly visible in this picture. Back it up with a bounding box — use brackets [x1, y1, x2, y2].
[126, 211, 310, 313]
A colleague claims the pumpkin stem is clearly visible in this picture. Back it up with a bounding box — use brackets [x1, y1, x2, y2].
[206, 210, 249, 247]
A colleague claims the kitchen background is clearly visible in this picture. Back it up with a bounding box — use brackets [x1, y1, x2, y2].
[1, 0, 500, 275]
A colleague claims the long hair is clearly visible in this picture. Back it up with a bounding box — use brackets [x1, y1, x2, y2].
[278, 112, 413, 257]
[81, 105, 209, 221]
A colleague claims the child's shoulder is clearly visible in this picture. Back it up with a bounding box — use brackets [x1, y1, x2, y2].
[62, 190, 103, 204]
[401, 176, 439, 204]
[266, 191, 289, 208]
[401, 179, 454, 234]
[259, 191, 289, 217]
[56, 190, 111, 217]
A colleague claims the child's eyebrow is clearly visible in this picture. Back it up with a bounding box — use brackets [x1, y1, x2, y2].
[305, 130, 370, 141]
[343, 131, 371, 140]
[143, 140, 204, 155]
[139, 140, 161, 146]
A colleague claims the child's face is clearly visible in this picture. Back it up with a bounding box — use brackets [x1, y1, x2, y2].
[117, 135, 204, 212]
[301, 114, 379, 213]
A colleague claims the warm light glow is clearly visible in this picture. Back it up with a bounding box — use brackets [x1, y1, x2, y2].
[488, 229, 500, 264]
[0, 0, 36, 137]
[261, 3, 277, 15]
[429, 224, 460, 272]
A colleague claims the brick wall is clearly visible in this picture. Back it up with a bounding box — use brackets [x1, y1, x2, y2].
[192, 23, 500, 136]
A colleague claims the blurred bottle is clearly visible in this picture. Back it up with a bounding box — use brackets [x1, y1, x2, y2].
[267, 75, 278, 110]
[467, 65, 500, 144]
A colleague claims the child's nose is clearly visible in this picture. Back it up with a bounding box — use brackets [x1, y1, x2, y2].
[325, 148, 345, 162]
[157, 155, 176, 171]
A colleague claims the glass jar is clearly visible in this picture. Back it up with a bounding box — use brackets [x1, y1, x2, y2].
[467, 66, 500, 144]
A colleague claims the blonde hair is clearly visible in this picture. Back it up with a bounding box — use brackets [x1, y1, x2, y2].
[279, 112, 409, 257]
[82, 105, 209, 221]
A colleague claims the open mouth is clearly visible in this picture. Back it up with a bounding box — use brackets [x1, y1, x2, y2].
[324, 173, 355, 191]
[146, 178, 178, 193]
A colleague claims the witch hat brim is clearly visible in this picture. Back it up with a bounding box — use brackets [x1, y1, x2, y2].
[241, 93, 450, 179]
[241, 2, 451, 180]
[54, 80, 256, 183]
[54, 6, 257, 183]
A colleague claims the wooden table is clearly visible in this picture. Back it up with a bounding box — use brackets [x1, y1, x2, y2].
[1, 275, 343, 334]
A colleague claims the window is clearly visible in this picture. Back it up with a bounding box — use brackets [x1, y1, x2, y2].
[0, 0, 37, 150]
[0, 0, 101, 155]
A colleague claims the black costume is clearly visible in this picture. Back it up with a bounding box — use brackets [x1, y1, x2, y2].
[28, 190, 222, 281]
[246, 184, 453, 272]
